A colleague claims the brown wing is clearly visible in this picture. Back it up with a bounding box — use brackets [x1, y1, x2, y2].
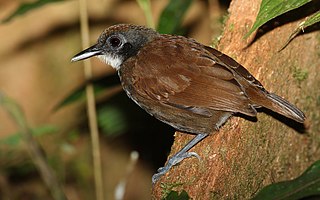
[202, 46, 266, 90]
[130, 35, 257, 117]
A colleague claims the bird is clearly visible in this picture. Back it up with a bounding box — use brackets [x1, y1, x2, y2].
[71, 24, 306, 183]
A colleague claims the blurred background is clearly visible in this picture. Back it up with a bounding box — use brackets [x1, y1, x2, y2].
[0, 0, 229, 199]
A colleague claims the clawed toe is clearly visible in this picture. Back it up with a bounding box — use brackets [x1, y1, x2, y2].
[152, 151, 201, 184]
[151, 134, 208, 184]
[183, 151, 201, 161]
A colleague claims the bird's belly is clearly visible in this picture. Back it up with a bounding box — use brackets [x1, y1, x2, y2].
[123, 84, 231, 135]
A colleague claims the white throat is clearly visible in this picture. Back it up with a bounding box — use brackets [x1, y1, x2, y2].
[97, 54, 123, 70]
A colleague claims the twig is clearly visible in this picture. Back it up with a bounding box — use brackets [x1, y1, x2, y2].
[77, 0, 104, 200]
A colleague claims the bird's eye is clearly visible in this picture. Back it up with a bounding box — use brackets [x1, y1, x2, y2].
[109, 36, 122, 48]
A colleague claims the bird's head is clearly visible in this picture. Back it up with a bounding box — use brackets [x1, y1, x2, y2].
[71, 24, 159, 70]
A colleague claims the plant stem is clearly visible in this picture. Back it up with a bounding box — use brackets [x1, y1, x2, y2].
[78, 0, 104, 200]
[0, 93, 67, 200]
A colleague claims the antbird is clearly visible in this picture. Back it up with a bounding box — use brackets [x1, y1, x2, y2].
[71, 24, 306, 183]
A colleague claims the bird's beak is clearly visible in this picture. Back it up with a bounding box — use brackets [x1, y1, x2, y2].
[71, 44, 102, 62]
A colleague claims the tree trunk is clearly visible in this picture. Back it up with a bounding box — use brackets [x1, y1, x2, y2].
[152, 0, 320, 199]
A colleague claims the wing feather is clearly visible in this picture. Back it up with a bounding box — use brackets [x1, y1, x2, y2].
[131, 35, 257, 117]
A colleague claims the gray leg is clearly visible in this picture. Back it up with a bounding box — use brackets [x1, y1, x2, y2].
[152, 133, 208, 183]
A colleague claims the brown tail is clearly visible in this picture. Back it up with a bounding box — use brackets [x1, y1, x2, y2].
[266, 93, 305, 123]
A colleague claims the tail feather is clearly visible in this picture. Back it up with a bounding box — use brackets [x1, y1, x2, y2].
[267, 93, 306, 123]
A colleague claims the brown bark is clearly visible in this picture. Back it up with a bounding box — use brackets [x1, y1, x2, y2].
[152, 0, 320, 199]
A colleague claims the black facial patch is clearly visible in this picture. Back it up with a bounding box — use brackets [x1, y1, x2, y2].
[120, 42, 140, 61]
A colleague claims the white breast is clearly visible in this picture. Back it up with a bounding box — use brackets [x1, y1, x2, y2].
[97, 54, 123, 70]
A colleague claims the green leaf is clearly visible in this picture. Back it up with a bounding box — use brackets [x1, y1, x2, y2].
[0, 92, 29, 130]
[55, 74, 120, 110]
[0, 93, 67, 200]
[302, 10, 320, 28]
[0, 125, 58, 146]
[280, 10, 320, 51]
[55, 84, 105, 109]
[252, 160, 320, 200]
[0, 92, 57, 145]
[137, 0, 155, 29]
[245, 0, 312, 38]
[97, 105, 128, 137]
[0, 134, 21, 146]
[157, 0, 193, 34]
[2, 0, 64, 23]
[31, 125, 58, 136]
[164, 190, 190, 200]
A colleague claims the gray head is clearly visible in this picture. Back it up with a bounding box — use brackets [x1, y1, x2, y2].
[71, 24, 159, 70]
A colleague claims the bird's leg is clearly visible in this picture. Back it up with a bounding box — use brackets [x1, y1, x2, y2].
[152, 133, 208, 183]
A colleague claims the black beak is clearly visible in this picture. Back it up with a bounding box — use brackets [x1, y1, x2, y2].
[71, 44, 102, 62]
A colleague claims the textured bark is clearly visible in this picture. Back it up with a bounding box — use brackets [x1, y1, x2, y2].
[152, 0, 320, 199]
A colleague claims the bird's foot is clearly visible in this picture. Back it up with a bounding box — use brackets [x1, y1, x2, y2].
[152, 151, 200, 184]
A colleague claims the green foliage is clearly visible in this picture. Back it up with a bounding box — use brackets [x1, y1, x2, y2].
[245, 0, 312, 38]
[55, 75, 120, 110]
[0, 92, 31, 133]
[280, 10, 320, 51]
[0, 125, 58, 146]
[157, 0, 193, 34]
[0, 93, 67, 200]
[292, 65, 308, 84]
[97, 105, 128, 137]
[137, 0, 195, 34]
[163, 190, 190, 200]
[2, 0, 64, 23]
[55, 83, 105, 110]
[137, 0, 155, 28]
[301, 10, 320, 28]
[252, 160, 320, 200]
[160, 182, 185, 199]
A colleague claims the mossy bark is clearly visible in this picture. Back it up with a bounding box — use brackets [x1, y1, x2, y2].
[152, 0, 320, 199]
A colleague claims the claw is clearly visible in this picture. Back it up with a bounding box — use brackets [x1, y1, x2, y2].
[151, 133, 208, 184]
[152, 151, 201, 183]
[185, 152, 201, 161]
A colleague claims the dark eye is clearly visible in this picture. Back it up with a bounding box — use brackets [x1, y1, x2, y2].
[109, 36, 122, 48]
